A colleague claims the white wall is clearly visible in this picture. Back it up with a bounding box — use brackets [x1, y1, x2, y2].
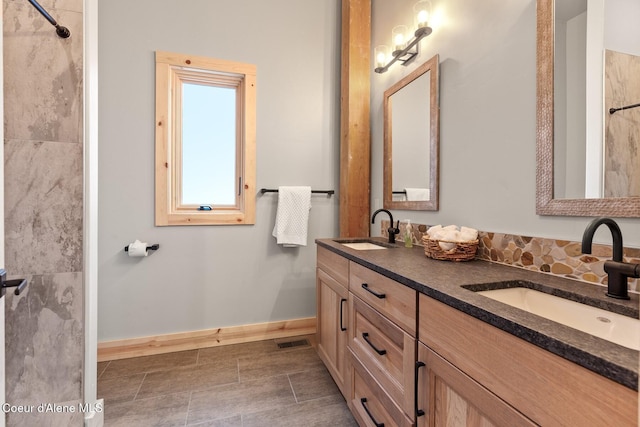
[604, 0, 640, 56]
[371, 0, 640, 244]
[98, 0, 340, 341]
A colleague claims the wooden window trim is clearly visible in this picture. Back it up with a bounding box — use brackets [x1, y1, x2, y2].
[155, 51, 256, 226]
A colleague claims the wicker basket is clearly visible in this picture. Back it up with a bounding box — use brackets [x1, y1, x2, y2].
[422, 236, 478, 262]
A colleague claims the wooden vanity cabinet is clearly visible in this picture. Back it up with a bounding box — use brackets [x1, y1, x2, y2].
[316, 245, 638, 427]
[347, 261, 417, 424]
[418, 293, 638, 427]
[316, 247, 350, 397]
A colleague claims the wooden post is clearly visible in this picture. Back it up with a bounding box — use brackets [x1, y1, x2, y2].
[340, 0, 371, 237]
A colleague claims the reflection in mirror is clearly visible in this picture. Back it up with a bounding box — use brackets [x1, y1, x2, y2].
[536, 0, 640, 216]
[383, 54, 439, 211]
[553, 0, 588, 199]
[604, 50, 640, 198]
[391, 71, 430, 200]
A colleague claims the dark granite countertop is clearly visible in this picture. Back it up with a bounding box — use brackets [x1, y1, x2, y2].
[316, 237, 639, 391]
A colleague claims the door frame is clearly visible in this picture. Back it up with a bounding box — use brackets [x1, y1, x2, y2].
[0, 3, 6, 426]
[83, 0, 101, 425]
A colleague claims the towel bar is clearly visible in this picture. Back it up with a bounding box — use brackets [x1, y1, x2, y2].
[260, 188, 334, 196]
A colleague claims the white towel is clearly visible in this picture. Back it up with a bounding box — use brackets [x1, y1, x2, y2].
[272, 186, 312, 247]
[405, 188, 430, 201]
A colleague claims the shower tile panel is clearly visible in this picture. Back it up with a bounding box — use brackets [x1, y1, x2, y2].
[4, 272, 83, 426]
[4, 2, 83, 144]
[4, 139, 83, 275]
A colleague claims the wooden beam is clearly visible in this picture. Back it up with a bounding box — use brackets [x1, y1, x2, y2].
[340, 0, 371, 237]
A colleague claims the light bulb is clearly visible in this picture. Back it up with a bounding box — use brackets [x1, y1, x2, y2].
[414, 0, 432, 29]
[374, 45, 390, 68]
[417, 10, 429, 27]
[394, 34, 404, 49]
[392, 25, 408, 52]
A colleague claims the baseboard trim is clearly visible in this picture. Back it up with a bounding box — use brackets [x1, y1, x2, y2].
[97, 317, 317, 362]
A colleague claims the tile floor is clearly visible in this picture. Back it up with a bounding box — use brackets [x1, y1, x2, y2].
[97, 336, 357, 426]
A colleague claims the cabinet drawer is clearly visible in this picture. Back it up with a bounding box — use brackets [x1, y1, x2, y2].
[349, 262, 416, 334]
[350, 295, 415, 417]
[350, 350, 413, 427]
[317, 246, 349, 287]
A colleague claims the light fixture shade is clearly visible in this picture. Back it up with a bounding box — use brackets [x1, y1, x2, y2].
[392, 25, 409, 54]
[414, 0, 432, 29]
[374, 45, 390, 69]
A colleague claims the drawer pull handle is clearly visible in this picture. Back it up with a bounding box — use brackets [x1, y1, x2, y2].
[362, 332, 386, 356]
[361, 283, 386, 299]
[415, 361, 426, 418]
[339, 298, 347, 331]
[360, 398, 384, 427]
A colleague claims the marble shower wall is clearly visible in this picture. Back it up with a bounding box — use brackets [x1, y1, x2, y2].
[604, 49, 640, 198]
[3, 0, 84, 426]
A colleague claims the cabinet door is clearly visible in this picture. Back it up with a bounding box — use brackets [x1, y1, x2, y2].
[317, 268, 349, 396]
[416, 343, 535, 427]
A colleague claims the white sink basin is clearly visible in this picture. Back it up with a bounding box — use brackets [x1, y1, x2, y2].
[478, 287, 640, 351]
[341, 242, 388, 250]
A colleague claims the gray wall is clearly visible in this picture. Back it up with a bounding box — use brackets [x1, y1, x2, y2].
[100, 0, 640, 343]
[4, 0, 85, 425]
[98, 0, 341, 341]
[371, 0, 640, 245]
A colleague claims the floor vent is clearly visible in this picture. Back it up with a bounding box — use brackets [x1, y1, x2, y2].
[277, 339, 310, 349]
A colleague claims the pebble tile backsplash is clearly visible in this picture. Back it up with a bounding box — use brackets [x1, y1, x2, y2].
[381, 221, 640, 292]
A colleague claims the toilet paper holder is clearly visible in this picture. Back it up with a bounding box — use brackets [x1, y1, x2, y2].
[124, 243, 160, 253]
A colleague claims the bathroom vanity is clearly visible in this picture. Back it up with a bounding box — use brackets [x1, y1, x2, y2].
[316, 238, 638, 426]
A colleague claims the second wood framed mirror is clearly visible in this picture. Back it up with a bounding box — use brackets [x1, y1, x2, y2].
[536, 0, 640, 217]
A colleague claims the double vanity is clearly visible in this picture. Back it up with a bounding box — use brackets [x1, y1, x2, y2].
[316, 237, 638, 426]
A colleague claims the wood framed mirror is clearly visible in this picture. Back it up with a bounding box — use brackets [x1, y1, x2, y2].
[536, 0, 640, 217]
[383, 54, 439, 211]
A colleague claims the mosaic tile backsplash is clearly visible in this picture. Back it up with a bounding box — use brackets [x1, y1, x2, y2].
[381, 221, 640, 292]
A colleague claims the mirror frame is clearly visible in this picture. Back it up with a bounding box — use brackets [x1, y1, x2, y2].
[383, 54, 440, 211]
[536, 0, 640, 217]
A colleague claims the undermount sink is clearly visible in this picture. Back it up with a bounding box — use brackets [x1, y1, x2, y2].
[337, 239, 392, 250]
[341, 242, 388, 250]
[476, 287, 640, 351]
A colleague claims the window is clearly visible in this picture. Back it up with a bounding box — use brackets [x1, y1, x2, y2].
[155, 51, 256, 225]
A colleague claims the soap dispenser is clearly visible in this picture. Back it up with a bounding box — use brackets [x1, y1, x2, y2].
[404, 220, 413, 248]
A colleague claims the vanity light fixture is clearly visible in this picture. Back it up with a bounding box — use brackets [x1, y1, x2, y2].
[375, 1, 433, 74]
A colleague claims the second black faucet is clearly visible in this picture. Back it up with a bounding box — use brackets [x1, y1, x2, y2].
[581, 217, 640, 299]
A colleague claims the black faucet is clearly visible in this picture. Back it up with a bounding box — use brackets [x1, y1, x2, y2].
[371, 209, 400, 244]
[581, 217, 640, 300]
